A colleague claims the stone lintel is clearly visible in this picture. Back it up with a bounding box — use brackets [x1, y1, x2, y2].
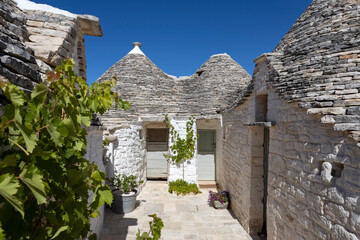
[243, 122, 275, 127]
[196, 114, 221, 120]
[140, 116, 166, 122]
[77, 14, 103, 37]
[140, 115, 221, 122]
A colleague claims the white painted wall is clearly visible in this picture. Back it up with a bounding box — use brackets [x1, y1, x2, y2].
[112, 124, 146, 183]
[167, 118, 198, 184]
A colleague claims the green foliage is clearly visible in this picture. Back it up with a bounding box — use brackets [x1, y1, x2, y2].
[108, 174, 143, 194]
[136, 214, 164, 240]
[0, 223, 5, 239]
[0, 59, 130, 239]
[103, 138, 110, 146]
[168, 179, 202, 196]
[163, 115, 197, 164]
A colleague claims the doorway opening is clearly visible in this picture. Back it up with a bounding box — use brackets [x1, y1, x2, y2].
[146, 128, 168, 179]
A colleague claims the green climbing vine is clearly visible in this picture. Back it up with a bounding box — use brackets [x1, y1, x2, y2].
[0, 59, 130, 239]
[136, 214, 164, 240]
[163, 115, 197, 180]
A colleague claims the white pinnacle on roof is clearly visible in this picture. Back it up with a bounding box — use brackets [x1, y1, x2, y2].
[14, 0, 76, 18]
[128, 42, 145, 55]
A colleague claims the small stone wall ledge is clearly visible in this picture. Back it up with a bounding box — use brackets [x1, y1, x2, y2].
[77, 14, 103, 37]
[253, 52, 283, 64]
[243, 122, 275, 127]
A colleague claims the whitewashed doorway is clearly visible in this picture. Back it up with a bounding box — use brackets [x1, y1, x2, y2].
[197, 130, 216, 180]
[146, 129, 168, 179]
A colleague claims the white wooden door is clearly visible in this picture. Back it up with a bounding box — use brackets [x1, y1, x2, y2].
[197, 130, 216, 180]
[146, 129, 168, 179]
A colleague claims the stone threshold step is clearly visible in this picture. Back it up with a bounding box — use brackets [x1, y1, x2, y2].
[198, 181, 217, 188]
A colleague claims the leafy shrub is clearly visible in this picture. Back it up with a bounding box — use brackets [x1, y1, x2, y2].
[136, 214, 164, 240]
[208, 191, 229, 204]
[168, 179, 201, 195]
[0, 59, 129, 239]
[108, 174, 143, 194]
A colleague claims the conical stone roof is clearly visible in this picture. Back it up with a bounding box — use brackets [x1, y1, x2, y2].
[250, 0, 360, 140]
[96, 43, 251, 121]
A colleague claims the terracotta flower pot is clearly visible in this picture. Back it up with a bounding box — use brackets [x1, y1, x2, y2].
[213, 200, 229, 209]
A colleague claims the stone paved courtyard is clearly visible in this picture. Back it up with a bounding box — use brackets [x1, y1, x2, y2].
[100, 181, 252, 240]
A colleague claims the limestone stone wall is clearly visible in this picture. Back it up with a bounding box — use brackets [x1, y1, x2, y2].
[0, 0, 102, 90]
[167, 118, 198, 184]
[220, 99, 265, 234]
[22, 10, 87, 79]
[266, 88, 360, 240]
[221, 51, 360, 238]
[266, 0, 360, 142]
[18, 3, 102, 81]
[0, 0, 42, 93]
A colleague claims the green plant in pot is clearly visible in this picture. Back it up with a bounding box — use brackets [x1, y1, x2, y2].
[108, 174, 143, 214]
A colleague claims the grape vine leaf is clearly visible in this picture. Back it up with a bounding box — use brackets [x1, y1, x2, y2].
[31, 83, 48, 103]
[14, 121, 37, 153]
[50, 225, 68, 240]
[2, 84, 26, 107]
[0, 174, 24, 218]
[90, 186, 113, 216]
[19, 165, 47, 204]
[0, 222, 5, 239]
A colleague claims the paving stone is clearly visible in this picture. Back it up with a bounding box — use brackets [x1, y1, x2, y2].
[100, 181, 250, 240]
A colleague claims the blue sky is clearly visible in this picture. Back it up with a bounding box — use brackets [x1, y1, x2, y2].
[30, 0, 312, 84]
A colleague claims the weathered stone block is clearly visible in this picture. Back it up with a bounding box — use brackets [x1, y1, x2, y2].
[334, 123, 360, 131]
[324, 202, 350, 224]
[307, 107, 346, 115]
[327, 187, 345, 204]
[331, 224, 358, 240]
[0, 54, 41, 82]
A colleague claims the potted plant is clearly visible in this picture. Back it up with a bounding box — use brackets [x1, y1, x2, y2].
[108, 174, 143, 214]
[208, 191, 229, 209]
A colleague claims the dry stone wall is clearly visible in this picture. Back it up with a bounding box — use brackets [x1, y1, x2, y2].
[268, 0, 360, 141]
[266, 88, 360, 240]
[0, 0, 41, 93]
[221, 86, 360, 239]
[220, 99, 265, 234]
[0, 0, 102, 90]
[23, 10, 86, 78]
[221, 1, 360, 235]
[221, 36, 360, 239]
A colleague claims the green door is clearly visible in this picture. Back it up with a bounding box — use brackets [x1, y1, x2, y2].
[197, 130, 216, 180]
